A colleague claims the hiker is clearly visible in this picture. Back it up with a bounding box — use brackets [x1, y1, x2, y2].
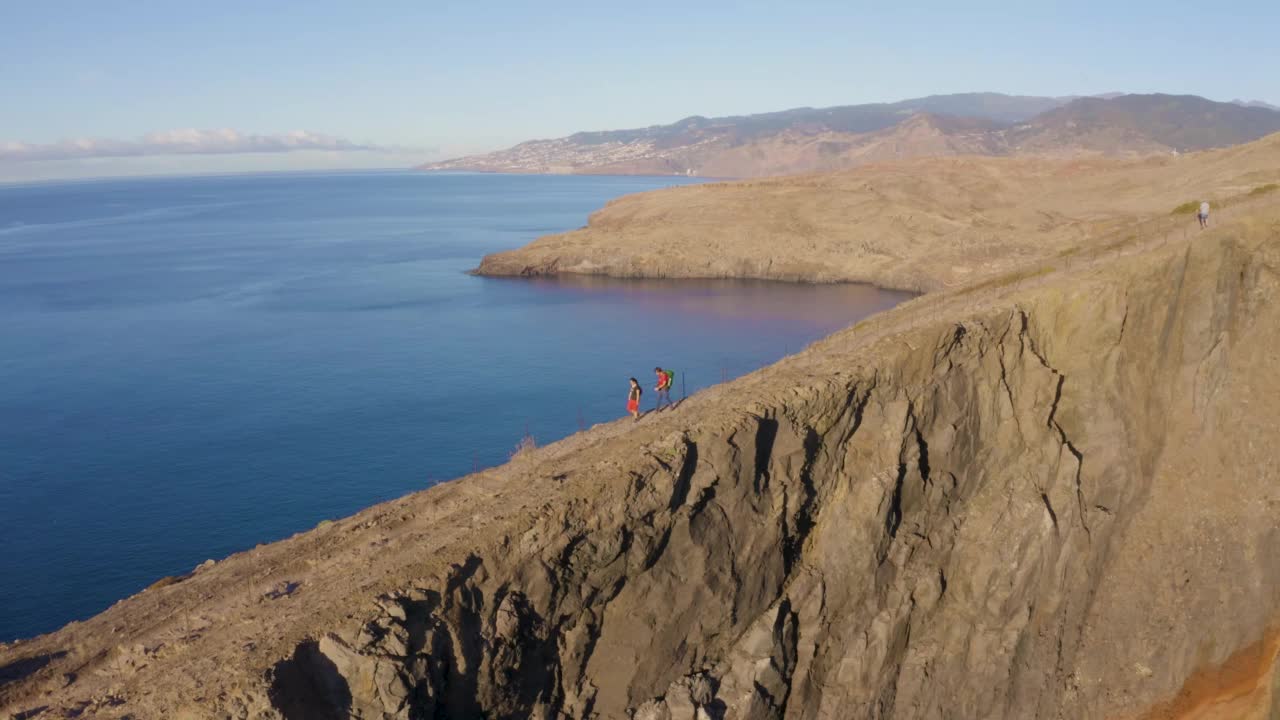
[627, 377, 643, 421]
[1198, 201, 1210, 229]
[654, 366, 675, 409]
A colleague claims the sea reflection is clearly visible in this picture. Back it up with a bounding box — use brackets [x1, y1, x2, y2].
[503, 274, 915, 327]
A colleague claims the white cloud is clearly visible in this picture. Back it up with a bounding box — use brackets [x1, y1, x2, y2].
[0, 129, 380, 162]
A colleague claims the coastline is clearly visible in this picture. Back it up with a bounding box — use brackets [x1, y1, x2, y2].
[3, 137, 1280, 718]
[469, 261, 930, 295]
[5, 206, 1278, 716]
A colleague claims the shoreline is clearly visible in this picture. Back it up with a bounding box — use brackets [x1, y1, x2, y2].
[468, 263, 927, 296]
[420, 167, 737, 181]
[470, 263, 931, 295]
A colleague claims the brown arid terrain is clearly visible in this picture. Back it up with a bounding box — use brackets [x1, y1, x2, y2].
[3, 135, 1280, 719]
[643, 114, 1007, 180]
[422, 94, 1280, 178]
[476, 133, 1280, 293]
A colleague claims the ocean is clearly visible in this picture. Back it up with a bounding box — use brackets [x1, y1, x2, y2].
[0, 170, 911, 641]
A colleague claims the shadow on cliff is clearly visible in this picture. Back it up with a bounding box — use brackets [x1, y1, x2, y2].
[269, 640, 352, 720]
[0, 651, 66, 689]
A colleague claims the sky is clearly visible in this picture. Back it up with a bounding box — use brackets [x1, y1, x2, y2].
[2, 0, 1278, 182]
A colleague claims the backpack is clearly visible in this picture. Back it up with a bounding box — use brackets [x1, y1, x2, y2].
[663, 370, 675, 388]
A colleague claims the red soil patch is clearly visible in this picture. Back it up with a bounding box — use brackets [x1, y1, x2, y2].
[1137, 627, 1280, 720]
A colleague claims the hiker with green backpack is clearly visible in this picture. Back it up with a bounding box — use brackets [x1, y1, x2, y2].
[654, 367, 675, 410]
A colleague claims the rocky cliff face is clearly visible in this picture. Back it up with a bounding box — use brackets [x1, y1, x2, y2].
[271, 230, 1280, 720]
[3, 204, 1277, 718]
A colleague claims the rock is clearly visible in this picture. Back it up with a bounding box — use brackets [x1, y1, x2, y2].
[685, 673, 714, 706]
[661, 681, 697, 720]
[263, 581, 300, 600]
[632, 699, 672, 720]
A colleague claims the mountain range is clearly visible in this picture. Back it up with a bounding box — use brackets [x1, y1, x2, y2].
[422, 92, 1280, 177]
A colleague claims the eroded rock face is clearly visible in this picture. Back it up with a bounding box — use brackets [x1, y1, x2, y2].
[260, 236, 1276, 719]
[2, 226, 1277, 718]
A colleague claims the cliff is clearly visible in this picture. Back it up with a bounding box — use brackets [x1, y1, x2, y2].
[3, 155, 1279, 720]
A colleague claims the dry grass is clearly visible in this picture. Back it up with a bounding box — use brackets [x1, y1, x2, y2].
[478, 133, 1280, 293]
[954, 264, 1056, 297]
[509, 433, 537, 460]
[145, 574, 191, 591]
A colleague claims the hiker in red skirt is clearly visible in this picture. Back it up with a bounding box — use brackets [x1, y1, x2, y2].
[627, 377, 642, 421]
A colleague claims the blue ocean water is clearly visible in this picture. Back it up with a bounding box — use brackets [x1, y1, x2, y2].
[0, 171, 910, 641]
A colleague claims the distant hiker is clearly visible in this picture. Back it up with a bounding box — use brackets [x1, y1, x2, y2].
[654, 367, 675, 409]
[1198, 201, 1210, 229]
[627, 377, 643, 421]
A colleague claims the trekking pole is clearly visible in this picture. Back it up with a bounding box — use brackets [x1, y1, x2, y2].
[682, 372, 687, 400]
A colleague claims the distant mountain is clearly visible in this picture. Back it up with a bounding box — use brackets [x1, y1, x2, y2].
[548, 93, 1068, 148]
[1010, 94, 1280, 153]
[1232, 98, 1280, 112]
[421, 93, 1280, 177]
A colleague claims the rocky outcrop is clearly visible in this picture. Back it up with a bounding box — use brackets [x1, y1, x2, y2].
[3, 197, 1278, 717]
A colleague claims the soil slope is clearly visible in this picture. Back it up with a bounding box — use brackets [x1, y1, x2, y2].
[476, 133, 1280, 293]
[2, 143, 1279, 720]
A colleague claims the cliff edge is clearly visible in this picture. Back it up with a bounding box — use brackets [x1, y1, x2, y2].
[2, 151, 1279, 720]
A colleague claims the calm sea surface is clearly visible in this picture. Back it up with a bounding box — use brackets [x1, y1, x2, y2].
[0, 171, 910, 640]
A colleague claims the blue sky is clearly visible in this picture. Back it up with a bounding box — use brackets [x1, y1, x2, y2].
[3, 0, 1278, 180]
